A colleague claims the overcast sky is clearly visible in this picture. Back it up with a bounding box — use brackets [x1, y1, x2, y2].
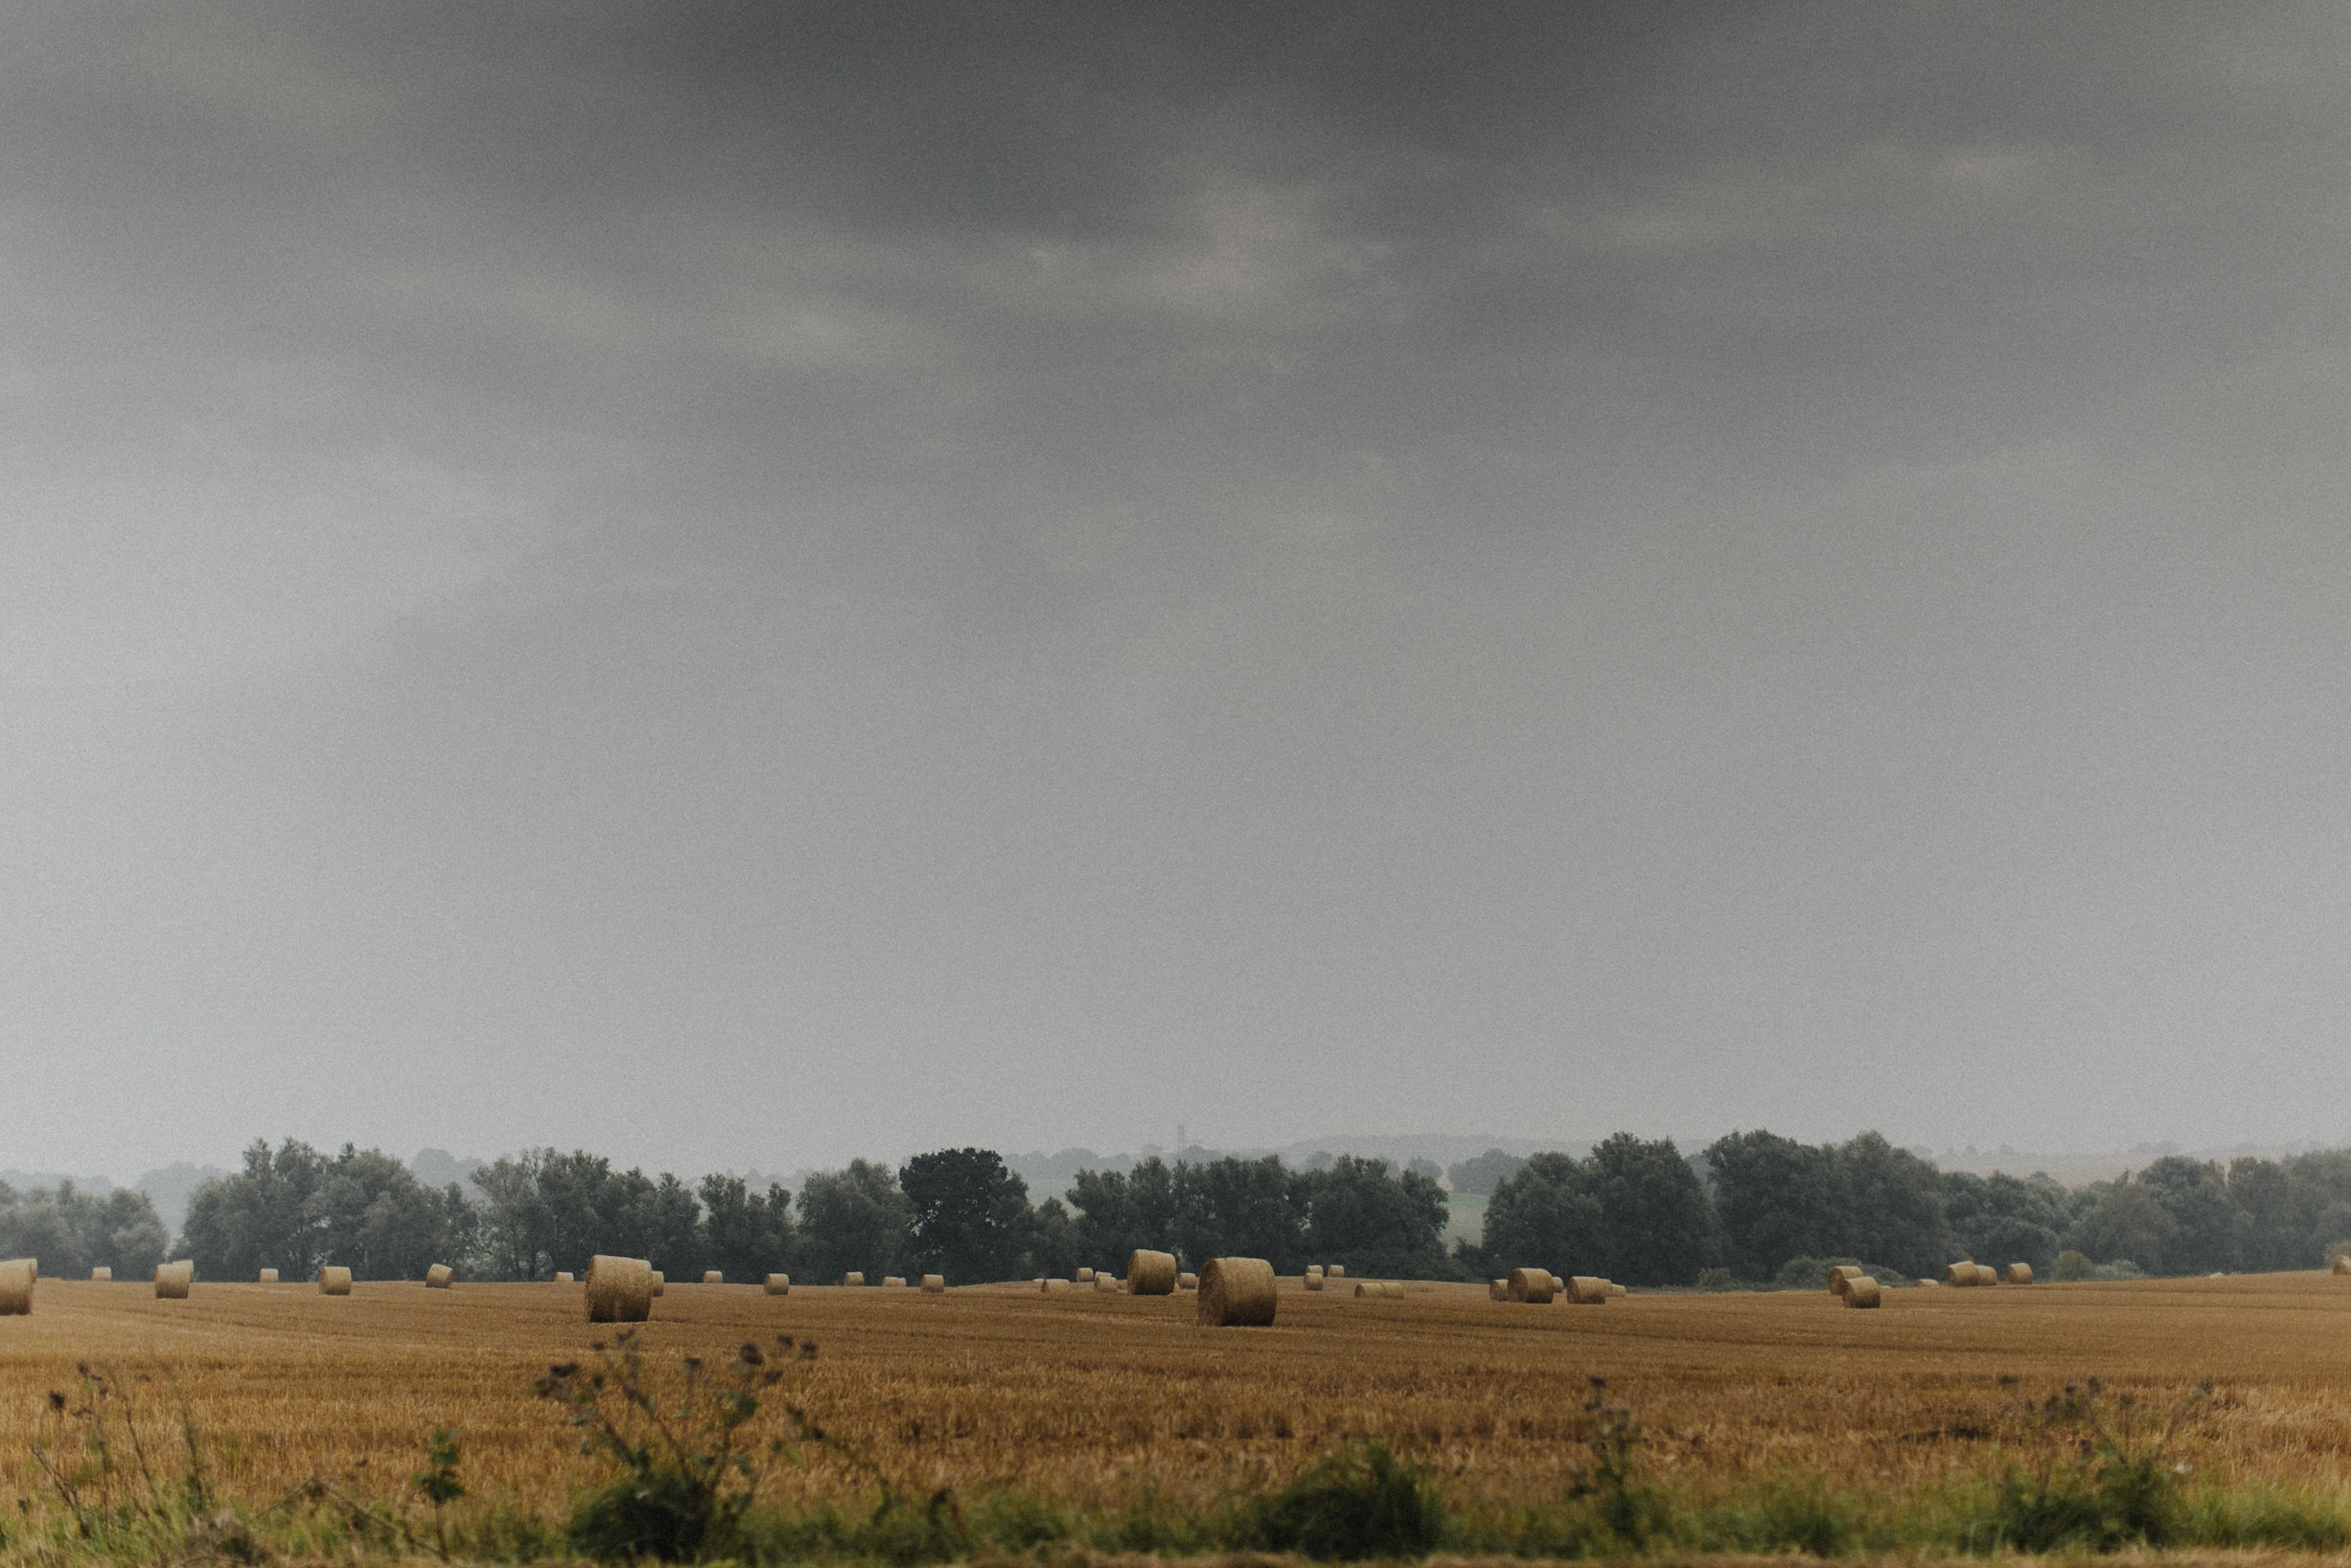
[5, 2, 2350, 1181]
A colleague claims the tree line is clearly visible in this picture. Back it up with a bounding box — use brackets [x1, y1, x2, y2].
[62, 1130, 2351, 1287]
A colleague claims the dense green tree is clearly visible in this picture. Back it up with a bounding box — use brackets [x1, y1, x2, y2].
[902, 1147, 1033, 1283]
[1703, 1131, 1841, 1279]
[1480, 1152, 1605, 1275]
[308, 1145, 470, 1279]
[1943, 1171, 2066, 1279]
[1066, 1156, 1181, 1270]
[1173, 1156, 1308, 1273]
[795, 1160, 911, 1280]
[1446, 1149, 1525, 1197]
[182, 1139, 336, 1279]
[1583, 1134, 1718, 1286]
[2132, 1156, 2244, 1275]
[1027, 1196, 1085, 1277]
[0, 1181, 169, 1279]
[1302, 1156, 1450, 1278]
[700, 1175, 795, 1281]
[1836, 1133, 1949, 1278]
[2066, 1178, 2179, 1272]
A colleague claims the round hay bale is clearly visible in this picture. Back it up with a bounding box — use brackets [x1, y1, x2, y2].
[90, 1266, 112, 1283]
[1325, 1264, 1345, 1279]
[1093, 1272, 1121, 1293]
[2333, 1255, 2351, 1276]
[155, 1261, 194, 1299]
[1042, 1277, 1072, 1293]
[1127, 1249, 1178, 1296]
[2004, 1262, 2034, 1286]
[1828, 1265, 1868, 1295]
[1568, 1275, 1609, 1305]
[1506, 1266, 1556, 1304]
[1946, 1261, 1975, 1287]
[1607, 1282, 1627, 1297]
[426, 1263, 454, 1289]
[1844, 1276, 1882, 1308]
[1489, 1278, 1508, 1301]
[883, 1275, 909, 1288]
[650, 1271, 666, 1296]
[1075, 1267, 1095, 1283]
[1304, 1264, 1323, 1278]
[1303, 1272, 1323, 1291]
[553, 1271, 574, 1285]
[586, 1255, 655, 1323]
[258, 1268, 279, 1284]
[0, 1258, 33, 1315]
[702, 1270, 724, 1285]
[1177, 1272, 1198, 1290]
[765, 1273, 790, 1296]
[844, 1272, 865, 1287]
[1196, 1256, 1277, 1327]
[1972, 1263, 1999, 1287]
[318, 1266, 353, 1295]
[920, 1274, 945, 1294]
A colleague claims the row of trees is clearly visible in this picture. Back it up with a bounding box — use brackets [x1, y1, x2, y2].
[0, 1181, 171, 1279]
[1474, 1131, 2351, 1286]
[145, 1131, 2351, 1287]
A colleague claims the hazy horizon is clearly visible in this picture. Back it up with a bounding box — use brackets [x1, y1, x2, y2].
[8, 4, 2351, 1178]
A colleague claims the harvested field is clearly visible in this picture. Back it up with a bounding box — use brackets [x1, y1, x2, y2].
[2, 1272, 2349, 1523]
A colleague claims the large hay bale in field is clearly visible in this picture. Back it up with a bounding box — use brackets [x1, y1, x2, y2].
[921, 1274, 945, 1294]
[1972, 1263, 1999, 1287]
[1490, 1279, 1509, 1301]
[318, 1266, 353, 1295]
[881, 1274, 907, 1289]
[426, 1264, 453, 1288]
[1946, 1261, 1976, 1287]
[2333, 1255, 2351, 1276]
[1127, 1249, 1178, 1296]
[703, 1270, 724, 1285]
[1567, 1276, 1609, 1305]
[765, 1274, 790, 1296]
[586, 1255, 655, 1323]
[553, 1272, 573, 1285]
[1093, 1272, 1121, 1293]
[1178, 1272, 1197, 1290]
[1075, 1266, 1095, 1283]
[1042, 1277, 1072, 1293]
[844, 1272, 865, 1286]
[90, 1266, 111, 1283]
[1844, 1276, 1882, 1308]
[155, 1261, 193, 1299]
[1507, 1266, 1555, 1304]
[1828, 1265, 1868, 1295]
[0, 1258, 32, 1315]
[1303, 1271, 1323, 1291]
[2005, 1262, 2034, 1285]
[1325, 1264, 1345, 1279]
[259, 1268, 279, 1284]
[1196, 1257, 1277, 1326]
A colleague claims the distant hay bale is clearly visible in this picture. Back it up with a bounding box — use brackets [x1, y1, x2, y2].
[0, 1258, 32, 1316]
[1304, 1264, 1323, 1278]
[586, 1255, 655, 1323]
[426, 1264, 453, 1289]
[259, 1267, 279, 1284]
[1829, 1265, 1868, 1295]
[1567, 1276, 1609, 1305]
[2005, 1262, 2034, 1285]
[765, 1274, 790, 1295]
[155, 1261, 194, 1299]
[1354, 1281, 1404, 1298]
[883, 1275, 908, 1288]
[1607, 1282, 1627, 1297]
[1946, 1261, 1976, 1287]
[1304, 1272, 1323, 1291]
[1178, 1272, 1198, 1289]
[1974, 1263, 2000, 1287]
[651, 1271, 666, 1296]
[1844, 1276, 1882, 1308]
[90, 1266, 112, 1283]
[1075, 1267, 1095, 1283]
[1196, 1257, 1278, 1327]
[1325, 1264, 1345, 1279]
[1506, 1267, 1556, 1304]
[1127, 1250, 1178, 1296]
[318, 1266, 353, 1295]
[844, 1272, 865, 1287]
[553, 1272, 573, 1285]
[703, 1270, 724, 1285]
[1093, 1272, 1121, 1293]
[921, 1274, 945, 1294]
[1042, 1278, 1072, 1293]
[2335, 1256, 2351, 1276]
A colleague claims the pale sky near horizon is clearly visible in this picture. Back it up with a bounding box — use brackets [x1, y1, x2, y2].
[5, 2, 2351, 1180]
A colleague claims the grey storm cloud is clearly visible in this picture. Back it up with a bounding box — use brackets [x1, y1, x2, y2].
[3, 2, 2349, 1179]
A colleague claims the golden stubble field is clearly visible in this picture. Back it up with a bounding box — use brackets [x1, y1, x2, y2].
[4, 1273, 2350, 1517]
